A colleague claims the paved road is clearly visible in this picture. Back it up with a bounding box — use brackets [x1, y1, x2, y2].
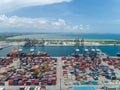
[47, 57, 73, 90]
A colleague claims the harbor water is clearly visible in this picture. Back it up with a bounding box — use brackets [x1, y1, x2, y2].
[0, 45, 120, 57]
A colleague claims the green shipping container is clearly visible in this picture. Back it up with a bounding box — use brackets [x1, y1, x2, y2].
[80, 81, 85, 85]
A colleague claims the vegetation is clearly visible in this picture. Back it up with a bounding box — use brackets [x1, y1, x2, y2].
[97, 40, 120, 44]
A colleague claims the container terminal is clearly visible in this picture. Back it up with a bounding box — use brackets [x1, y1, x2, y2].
[0, 40, 120, 90]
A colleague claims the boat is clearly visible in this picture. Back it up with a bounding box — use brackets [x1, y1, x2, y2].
[18, 50, 49, 57]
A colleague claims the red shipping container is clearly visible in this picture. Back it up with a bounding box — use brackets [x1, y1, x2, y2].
[31, 79, 35, 85]
[8, 80, 13, 85]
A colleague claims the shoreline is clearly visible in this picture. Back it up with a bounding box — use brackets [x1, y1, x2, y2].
[1, 38, 120, 47]
[1, 41, 120, 47]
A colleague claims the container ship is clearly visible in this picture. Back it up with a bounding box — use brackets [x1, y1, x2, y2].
[7, 48, 49, 58]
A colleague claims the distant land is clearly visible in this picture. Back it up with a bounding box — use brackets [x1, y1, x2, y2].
[0, 32, 120, 40]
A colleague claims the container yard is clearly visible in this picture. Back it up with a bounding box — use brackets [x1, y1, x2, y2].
[61, 55, 120, 86]
[5, 57, 57, 86]
[0, 47, 120, 90]
[0, 48, 58, 90]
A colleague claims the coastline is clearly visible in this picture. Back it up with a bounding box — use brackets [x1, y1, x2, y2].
[0, 40, 120, 47]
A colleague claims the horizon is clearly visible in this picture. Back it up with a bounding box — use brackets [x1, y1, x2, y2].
[1, 31, 120, 34]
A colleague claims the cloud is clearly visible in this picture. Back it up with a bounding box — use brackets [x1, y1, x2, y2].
[72, 24, 90, 32]
[52, 19, 66, 28]
[0, 0, 72, 13]
[0, 15, 90, 33]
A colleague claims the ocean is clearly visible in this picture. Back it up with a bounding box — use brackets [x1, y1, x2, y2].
[0, 45, 120, 57]
[8, 33, 120, 41]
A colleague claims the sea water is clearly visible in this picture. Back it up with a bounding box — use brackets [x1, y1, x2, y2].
[0, 45, 120, 57]
[7, 33, 120, 40]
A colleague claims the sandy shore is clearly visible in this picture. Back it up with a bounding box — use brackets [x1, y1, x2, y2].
[0, 40, 119, 47]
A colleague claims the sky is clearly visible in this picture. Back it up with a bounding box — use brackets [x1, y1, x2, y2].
[0, 0, 120, 33]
